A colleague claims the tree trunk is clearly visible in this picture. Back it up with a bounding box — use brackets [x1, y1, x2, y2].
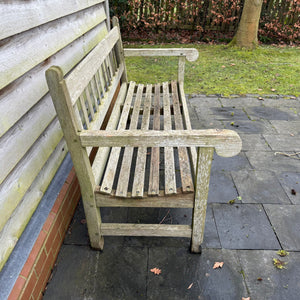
[230, 0, 263, 49]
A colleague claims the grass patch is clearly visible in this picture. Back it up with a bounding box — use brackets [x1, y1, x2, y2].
[125, 44, 300, 96]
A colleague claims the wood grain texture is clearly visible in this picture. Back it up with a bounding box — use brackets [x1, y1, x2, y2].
[46, 66, 103, 249]
[80, 129, 242, 157]
[101, 223, 192, 237]
[96, 188, 194, 207]
[148, 84, 161, 196]
[116, 84, 144, 197]
[132, 84, 152, 197]
[0, 4, 106, 89]
[124, 48, 199, 62]
[0, 22, 107, 137]
[191, 147, 214, 253]
[0, 0, 105, 40]
[0, 139, 67, 271]
[162, 82, 177, 195]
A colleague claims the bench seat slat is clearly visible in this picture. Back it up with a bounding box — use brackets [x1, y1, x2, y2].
[115, 84, 144, 197]
[132, 84, 152, 197]
[162, 82, 177, 195]
[100, 81, 136, 194]
[171, 81, 194, 193]
[148, 84, 161, 196]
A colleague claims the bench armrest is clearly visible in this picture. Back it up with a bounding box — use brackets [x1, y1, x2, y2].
[124, 48, 199, 62]
[79, 129, 242, 158]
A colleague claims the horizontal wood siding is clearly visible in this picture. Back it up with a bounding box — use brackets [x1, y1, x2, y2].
[0, 0, 109, 271]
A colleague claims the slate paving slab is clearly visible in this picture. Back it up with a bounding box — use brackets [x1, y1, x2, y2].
[124, 204, 221, 249]
[219, 97, 263, 108]
[211, 152, 251, 172]
[223, 119, 277, 134]
[246, 151, 300, 173]
[208, 107, 249, 120]
[213, 204, 280, 249]
[232, 170, 291, 204]
[277, 172, 300, 205]
[239, 134, 271, 151]
[263, 134, 300, 151]
[44, 245, 148, 300]
[208, 171, 238, 203]
[147, 248, 248, 300]
[238, 250, 300, 300]
[246, 106, 298, 121]
[188, 95, 222, 107]
[270, 120, 300, 135]
[264, 204, 300, 251]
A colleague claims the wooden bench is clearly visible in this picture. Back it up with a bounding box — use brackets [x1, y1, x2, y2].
[46, 17, 242, 253]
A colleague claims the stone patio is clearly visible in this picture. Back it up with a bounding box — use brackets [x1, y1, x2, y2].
[44, 94, 300, 300]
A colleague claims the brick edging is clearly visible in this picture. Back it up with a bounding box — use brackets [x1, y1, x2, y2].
[8, 168, 81, 300]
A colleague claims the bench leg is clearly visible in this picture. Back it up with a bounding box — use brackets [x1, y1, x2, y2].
[82, 195, 104, 250]
[191, 148, 214, 253]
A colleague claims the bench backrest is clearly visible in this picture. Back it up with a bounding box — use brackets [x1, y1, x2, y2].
[46, 19, 126, 191]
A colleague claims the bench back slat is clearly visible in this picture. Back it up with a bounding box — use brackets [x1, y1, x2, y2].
[65, 26, 120, 104]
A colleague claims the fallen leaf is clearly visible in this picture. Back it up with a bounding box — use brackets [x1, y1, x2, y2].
[242, 297, 250, 300]
[228, 199, 235, 205]
[150, 267, 162, 275]
[213, 262, 224, 269]
[290, 133, 295, 136]
[221, 65, 226, 68]
[258, 97, 264, 101]
[271, 88, 276, 92]
[258, 88, 263, 91]
[291, 189, 297, 195]
[273, 258, 287, 269]
[187, 283, 193, 289]
[230, 63, 236, 66]
[277, 250, 289, 257]
[257, 277, 263, 281]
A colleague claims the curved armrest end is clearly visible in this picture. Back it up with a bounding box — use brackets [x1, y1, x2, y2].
[214, 130, 242, 157]
[185, 48, 199, 62]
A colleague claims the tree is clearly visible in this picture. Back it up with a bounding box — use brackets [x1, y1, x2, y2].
[230, 0, 263, 49]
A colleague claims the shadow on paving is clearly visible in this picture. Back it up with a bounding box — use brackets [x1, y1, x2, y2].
[44, 95, 300, 300]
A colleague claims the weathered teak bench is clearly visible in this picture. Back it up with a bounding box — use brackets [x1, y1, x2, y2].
[46, 17, 241, 253]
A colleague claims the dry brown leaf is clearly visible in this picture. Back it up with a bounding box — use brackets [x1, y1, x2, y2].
[187, 283, 193, 289]
[150, 267, 161, 275]
[213, 262, 224, 269]
[242, 297, 250, 300]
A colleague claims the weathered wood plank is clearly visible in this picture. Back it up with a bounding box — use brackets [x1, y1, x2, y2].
[163, 82, 177, 195]
[178, 82, 197, 175]
[148, 84, 161, 196]
[0, 120, 64, 232]
[0, 94, 56, 185]
[0, 22, 107, 137]
[0, 0, 105, 40]
[79, 129, 242, 157]
[0, 138, 67, 271]
[124, 48, 199, 62]
[116, 84, 144, 197]
[95, 187, 194, 207]
[92, 82, 128, 184]
[46, 66, 103, 249]
[191, 147, 214, 253]
[101, 223, 192, 237]
[178, 56, 185, 83]
[100, 82, 136, 194]
[0, 4, 106, 89]
[65, 26, 119, 103]
[132, 84, 152, 197]
[79, 95, 90, 128]
[171, 81, 194, 193]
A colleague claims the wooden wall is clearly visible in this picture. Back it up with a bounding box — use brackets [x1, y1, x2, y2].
[0, 0, 110, 271]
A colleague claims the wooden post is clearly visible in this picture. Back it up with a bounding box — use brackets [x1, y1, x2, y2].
[178, 56, 185, 83]
[112, 16, 128, 83]
[191, 147, 214, 253]
[46, 66, 104, 250]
